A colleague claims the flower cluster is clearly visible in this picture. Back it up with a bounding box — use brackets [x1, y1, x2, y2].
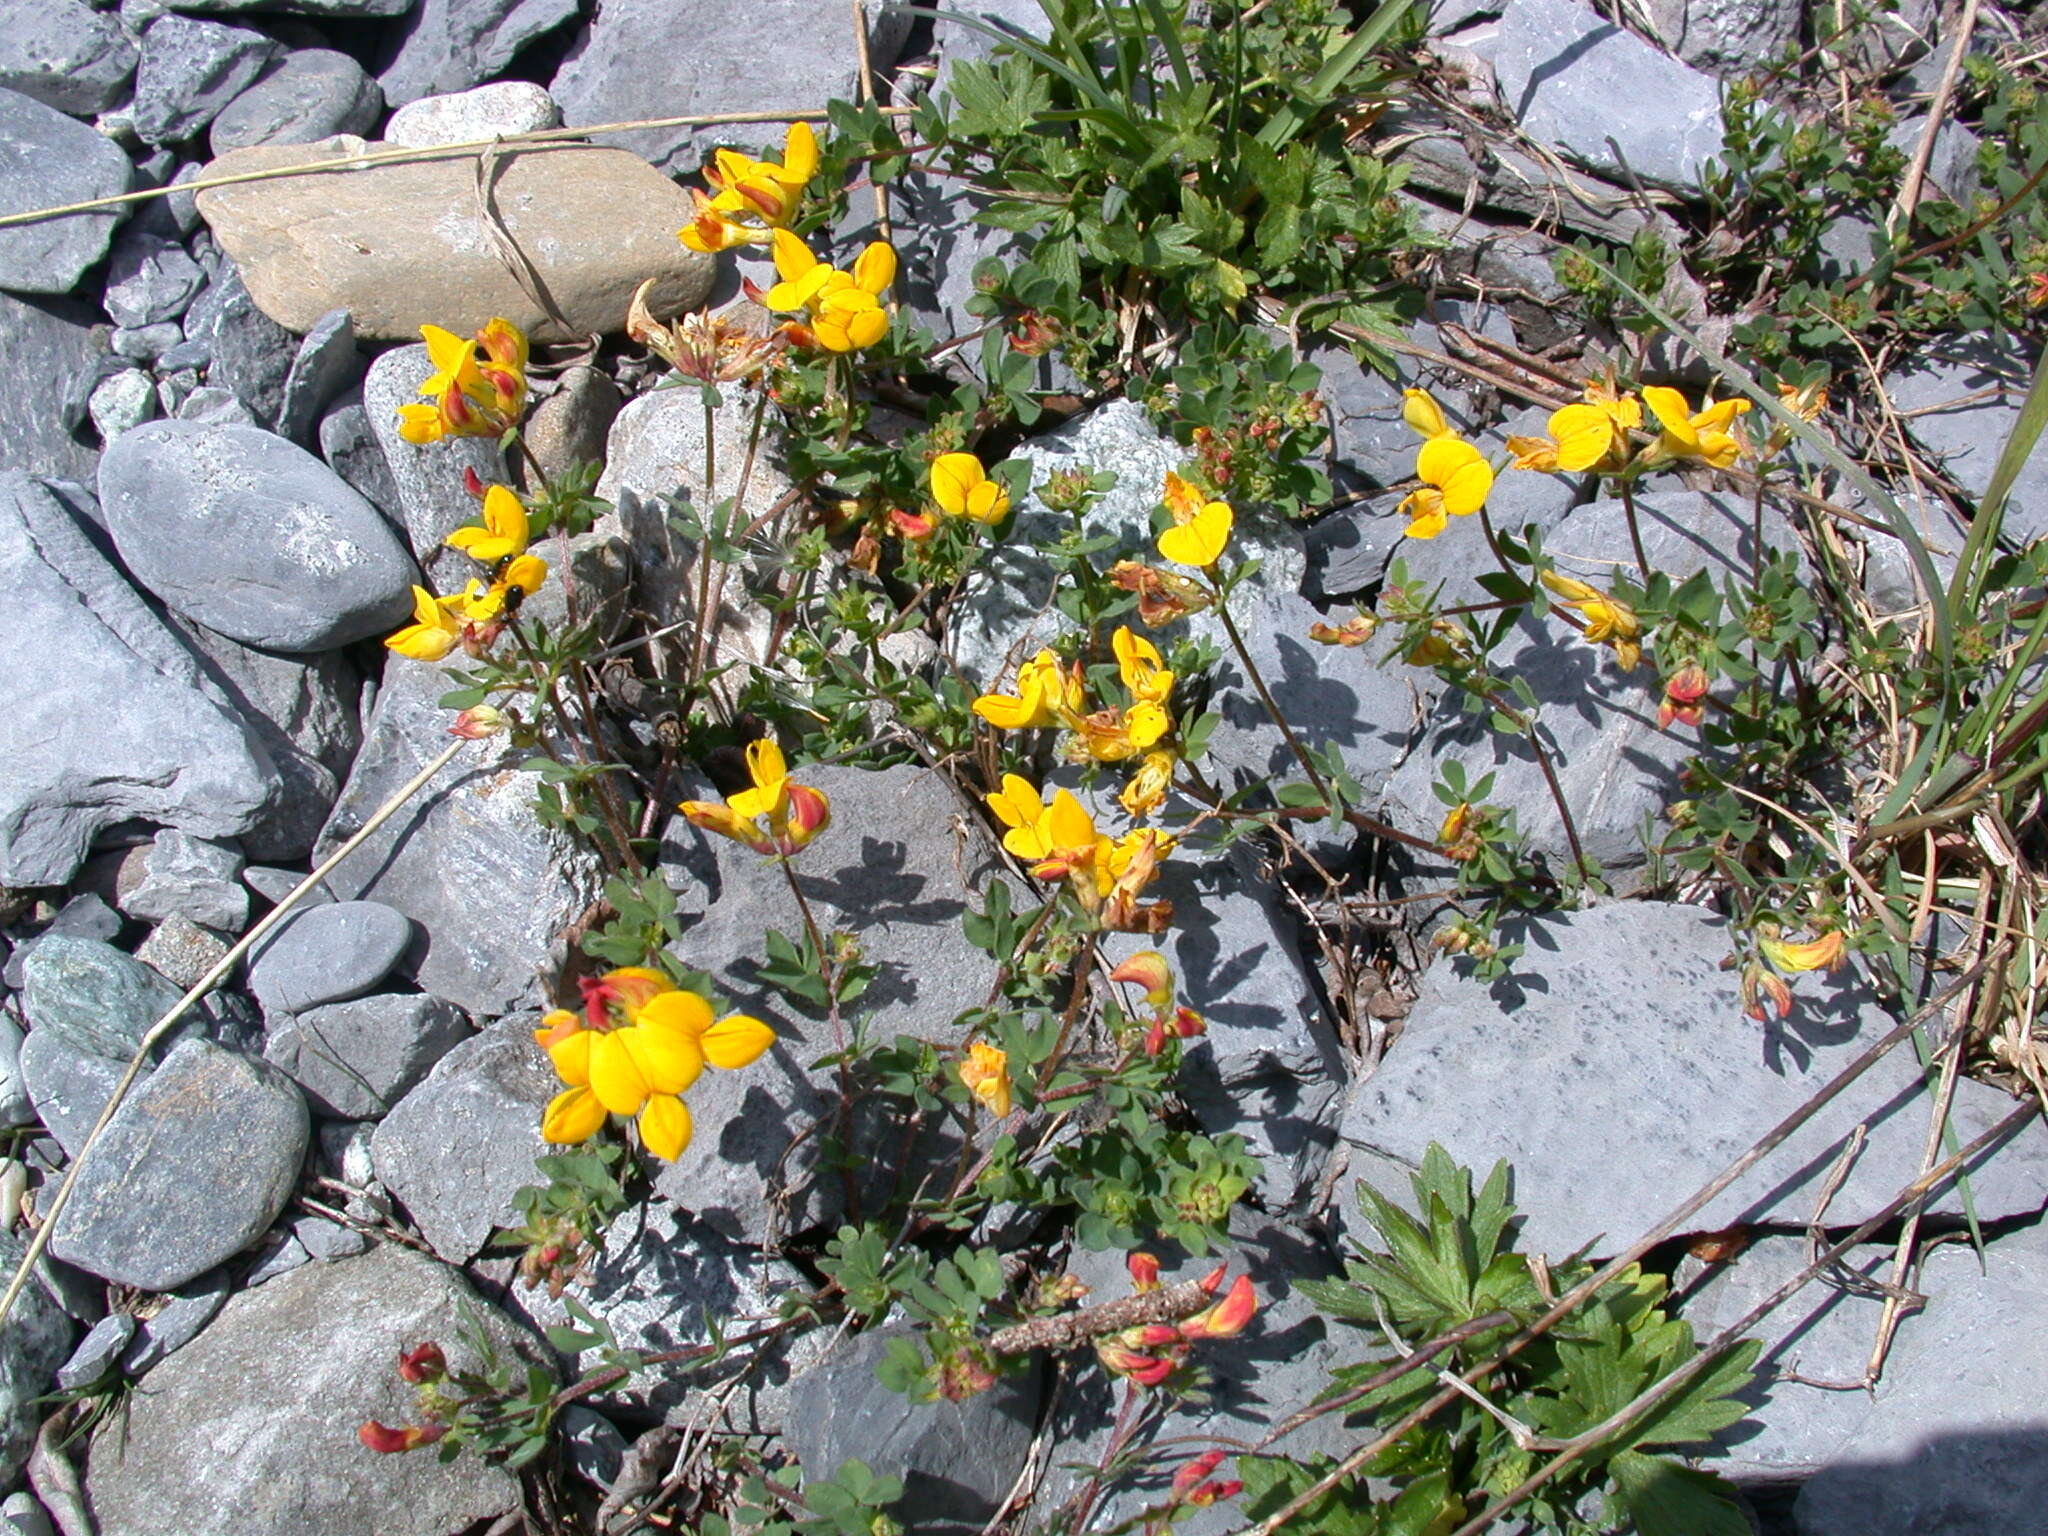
[986, 775, 1174, 933]
[535, 967, 775, 1160]
[395, 319, 528, 446]
[678, 737, 832, 858]
[1538, 568, 1642, 672]
[678, 123, 818, 252]
[973, 626, 1179, 816]
[755, 229, 896, 353]
[1094, 1251, 1258, 1386]
[1108, 951, 1205, 1056]
[1742, 927, 1846, 1020]
[385, 479, 549, 662]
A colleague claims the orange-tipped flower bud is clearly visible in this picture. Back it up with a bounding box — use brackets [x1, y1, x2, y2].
[396, 1342, 446, 1383]
[1196, 1262, 1227, 1295]
[448, 704, 508, 740]
[1172, 1451, 1228, 1503]
[1127, 1251, 1161, 1291]
[1109, 950, 1174, 1007]
[1172, 1007, 1205, 1039]
[1183, 1274, 1257, 1339]
[358, 1421, 447, 1454]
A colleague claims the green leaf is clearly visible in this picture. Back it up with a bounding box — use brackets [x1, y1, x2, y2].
[1606, 1450, 1752, 1536]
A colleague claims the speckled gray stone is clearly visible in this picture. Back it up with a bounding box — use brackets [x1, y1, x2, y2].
[102, 230, 207, 328]
[0, 88, 134, 294]
[0, 0, 137, 116]
[208, 49, 382, 156]
[383, 81, 559, 147]
[131, 13, 278, 146]
[1337, 903, 2048, 1261]
[98, 419, 418, 652]
[118, 829, 248, 933]
[83, 1247, 538, 1536]
[369, 1016, 553, 1261]
[50, 1038, 308, 1289]
[21, 937, 183, 1060]
[0, 1229, 74, 1487]
[245, 900, 412, 1015]
[55, 1312, 135, 1391]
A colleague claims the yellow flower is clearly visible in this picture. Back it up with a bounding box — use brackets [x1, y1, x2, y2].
[1510, 385, 1644, 474]
[985, 775, 1175, 932]
[761, 231, 894, 353]
[456, 554, 550, 623]
[1156, 471, 1233, 569]
[1760, 930, 1845, 974]
[1398, 435, 1492, 539]
[678, 737, 831, 857]
[973, 649, 1085, 731]
[396, 319, 529, 445]
[536, 968, 774, 1160]
[985, 774, 1094, 863]
[1113, 626, 1175, 710]
[384, 585, 469, 661]
[959, 1041, 1012, 1118]
[445, 483, 530, 565]
[1642, 386, 1750, 469]
[1068, 706, 1169, 764]
[1539, 570, 1642, 671]
[1119, 749, 1176, 818]
[930, 452, 1011, 525]
[1401, 387, 1452, 439]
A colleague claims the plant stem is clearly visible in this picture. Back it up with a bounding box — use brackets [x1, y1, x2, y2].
[1618, 478, 1652, 583]
[1215, 593, 1333, 807]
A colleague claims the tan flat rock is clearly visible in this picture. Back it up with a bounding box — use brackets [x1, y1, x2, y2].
[195, 134, 714, 341]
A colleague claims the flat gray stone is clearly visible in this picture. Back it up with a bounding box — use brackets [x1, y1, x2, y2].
[21, 936, 184, 1059]
[84, 1246, 539, 1536]
[98, 418, 418, 653]
[208, 49, 382, 155]
[651, 762, 1003, 1241]
[55, 1311, 135, 1391]
[0, 1018, 29, 1129]
[785, 1321, 1040, 1536]
[318, 387, 402, 519]
[0, 87, 133, 294]
[264, 991, 471, 1119]
[50, 1038, 308, 1289]
[1885, 338, 2048, 545]
[103, 229, 207, 328]
[360, 342, 509, 586]
[314, 659, 602, 1018]
[379, 0, 582, 107]
[0, 292, 102, 480]
[1795, 1219, 2048, 1534]
[118, 1265, 230, 1374]
[131, 13, 278, 146]
[246, 900, 412, 1014]
[1645, 0, 1802, 76]
[0, 0, 137, 116]
[119, 829, 248, 933]
[1336, 903, 2048, 1260]
[19, 1029, 132, 1159]
[369, 1016, 553, 1261]
[274, 309, 363, 447]
[181, 262, 295, 429]
[1465, 0, 1725, 194]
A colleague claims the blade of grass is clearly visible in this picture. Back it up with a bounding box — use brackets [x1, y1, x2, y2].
[1255, 0, 1413, 148]
[1137, 0, 1195, 91]
[927, 6, 1153, 155]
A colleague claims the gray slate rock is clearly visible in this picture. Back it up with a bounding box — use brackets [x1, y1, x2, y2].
[118, 829, 248, 933]
[117, 1264, 230, 1374]
[361, 342, 508, 583]
[315, 659, 602, 1017]
[243, 1230, 310, 1284]
[653, 762, 1002, 1241]
[0, 291, 103, 481]
[181, 262, 295, 428]
[275, 308, 363, 446]
[1465, 0, 1725, 193]
[103, 229, 207, 327]
[561, 1405, 628, 1488]
[1336, 903, 2048, 1260]
[318, 387, 402, 518]
[1793, 1219, 2048, 1534]
[518, 1199, 815, 1426]
[1885, 338, 2048, 545]
[0, 1229, 74, 1489]
[22, 936, 183, 1059]
[246, 900, 411, 1014]
[98, 418, 418, 652]
[84, 1246, 539, 1536]
[0, 1492, 52, 1536]
[208, 49, 382, 155]
[19, 1029, 132, 1159]
[0, 1, 137, 117]
[264, 990, 471, 1119]
[946, 400, 1305, 686]
[1105, 842, 1345, 1211]
[0, 1018, 29, 1129]
[159, 0, 415, 11]
[0, 88, 134, 294]
[55, 1311, 135, 1390]
[292, 1213, 369, 1260]
[50, 1038, 308, 1289]
[551, 0, 910, 174]
[379, 0, 582, 108]
[1379, 487, 1775, 876]
[111, 321, 184, 361]
[369, 1016, 553, 1261]
[1645, 0, 1802, 77]
[786, 1322, 1041, 1536]
[1030, 1213, 1349, 1535]
[131, 14, 279, 146]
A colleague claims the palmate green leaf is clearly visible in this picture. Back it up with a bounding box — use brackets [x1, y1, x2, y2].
[1606, 1450, 1752, 1536]
[1625, 1338, 1765, 1450]
[1236, 1454, 1386, 1536]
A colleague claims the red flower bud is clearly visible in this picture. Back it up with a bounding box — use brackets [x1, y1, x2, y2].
[396, 1342, 446, 1383]
[462, 466, 487, 500]
[359, 1421, 447, 1454]
[1127, 1251, 1161, 1291]
[1195, 1262, 1227, 1296]
[1172, 1451, 1228, 1501]
[1183, 1274, 1257, 1339]
[1172, 1007, 1205, 1039]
